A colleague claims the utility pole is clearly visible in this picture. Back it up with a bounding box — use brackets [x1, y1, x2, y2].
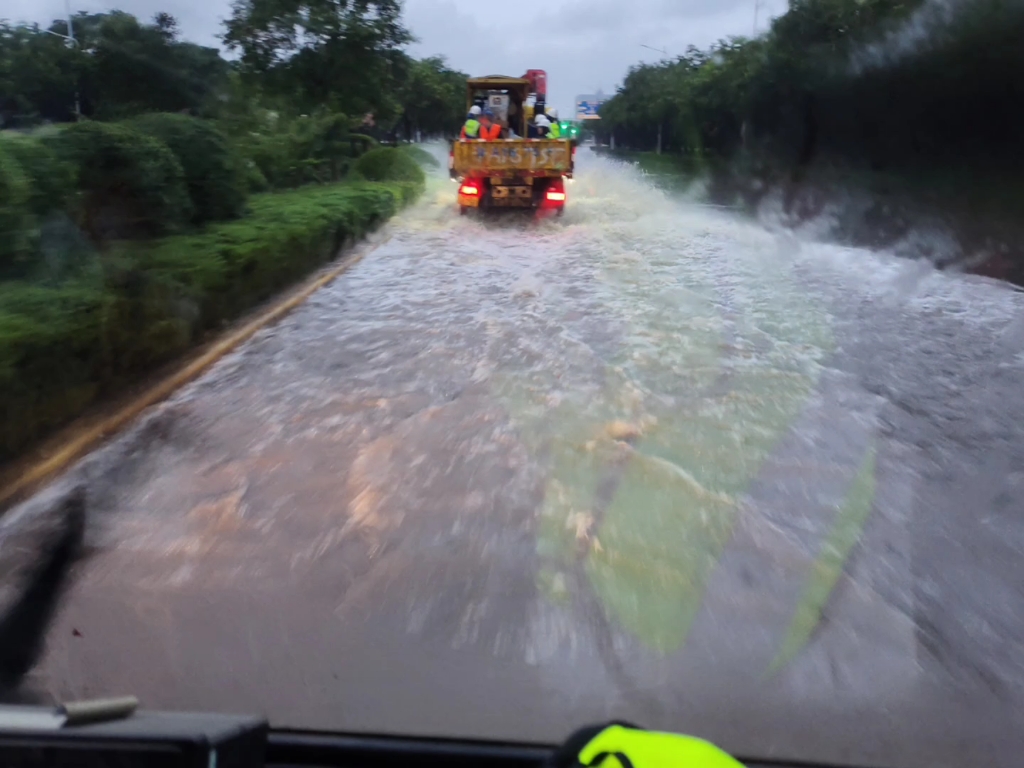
[67, 1, 80, 118]
[753, 0, 762, 35]
[44, 0, 80, 119]
[640, 44, 669, 58]
[640, 45, 669, 155]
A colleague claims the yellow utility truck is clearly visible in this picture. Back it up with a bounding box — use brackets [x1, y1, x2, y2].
[449, 74, 574, 214]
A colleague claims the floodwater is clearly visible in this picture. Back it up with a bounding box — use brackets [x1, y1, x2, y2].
[21, 150, 1024, 767]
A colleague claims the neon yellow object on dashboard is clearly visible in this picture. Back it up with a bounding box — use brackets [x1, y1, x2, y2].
[576, 725, 744, 768]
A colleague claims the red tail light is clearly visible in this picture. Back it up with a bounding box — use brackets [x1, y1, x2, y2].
[542, 177, 566, 209]
[459, 181, 480, 196]
[545, 178, 566, 202]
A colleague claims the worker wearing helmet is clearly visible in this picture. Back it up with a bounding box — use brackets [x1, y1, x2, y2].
[533, 114, 551, 138]
[461, 105, 482, 139]
[546, 107, 562, 139]
[479, 108, 502, 141]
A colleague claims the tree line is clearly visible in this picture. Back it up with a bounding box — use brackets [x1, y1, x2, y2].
[599, 0, 1024, 172]
[1, 1, 467, 139]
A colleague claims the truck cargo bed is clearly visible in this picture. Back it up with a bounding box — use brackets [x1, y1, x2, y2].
[453, 139, 572, 177]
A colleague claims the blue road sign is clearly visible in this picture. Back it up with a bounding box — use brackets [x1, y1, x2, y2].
[575, 95, 605, 120]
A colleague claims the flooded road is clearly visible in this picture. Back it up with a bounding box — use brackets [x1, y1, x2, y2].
[21, 151, 1024, 767]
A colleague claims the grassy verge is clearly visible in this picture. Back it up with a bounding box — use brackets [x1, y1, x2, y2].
[0, 180, 421, 460]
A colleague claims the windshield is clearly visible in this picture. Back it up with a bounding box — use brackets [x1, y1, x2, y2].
[2, 1, 1023, 766]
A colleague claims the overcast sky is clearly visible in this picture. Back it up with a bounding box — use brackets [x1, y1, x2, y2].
[5, 0, 790, 115]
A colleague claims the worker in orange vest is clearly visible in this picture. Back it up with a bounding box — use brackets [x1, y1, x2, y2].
[479, 108, 502, 141]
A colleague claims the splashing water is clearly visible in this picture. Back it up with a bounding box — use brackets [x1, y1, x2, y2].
[21, 145, 1024, 768]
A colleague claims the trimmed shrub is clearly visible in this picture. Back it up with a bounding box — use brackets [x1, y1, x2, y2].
[399, 144, 440, 169]
[141, 182, 418, 324]
[242, 160, 270, 193]
[307, 113, 354, 182]
[0, 283, 107, 455]
[347, 133, 377, 157]
[129, 113, 248, 224]
[237, 127, 327, 190]
[348, 134, 376, 149]
[48, 121, 192, 240]
[0, 144, 35, 275]
[0, 135, 76, 217]
[354, 147, 426, 184]
[229, 113, 380, 191]
[0, 180, 422, 459]
[236, 130, 294, 189]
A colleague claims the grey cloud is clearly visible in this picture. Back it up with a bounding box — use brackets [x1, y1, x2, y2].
[408, 0, 785, 114]
[533, 0, 752, 36]
[4, 0, 226, 47]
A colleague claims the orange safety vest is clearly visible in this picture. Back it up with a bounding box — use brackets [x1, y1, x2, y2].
[479, 122, 501, 141]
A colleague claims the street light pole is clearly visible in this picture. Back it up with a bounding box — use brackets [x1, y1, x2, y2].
[66, 1, 80, 118]
[640, 45, 669, 155]
[44, 0, 80, 119]
[639, 44, 669, 58]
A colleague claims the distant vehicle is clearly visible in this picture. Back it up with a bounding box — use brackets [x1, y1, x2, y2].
[450, 72, 575, 216]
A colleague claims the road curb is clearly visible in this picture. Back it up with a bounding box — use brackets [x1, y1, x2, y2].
[0, 236, 387, 511]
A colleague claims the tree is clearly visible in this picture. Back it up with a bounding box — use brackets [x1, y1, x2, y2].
[0, 12, 229, 124]
[597, 0, 1004, 166]
[393, 55, 467, 139]
[78, 12, 229, 118]
[223, 0, 412, 118]
[0, 22, 84, 124]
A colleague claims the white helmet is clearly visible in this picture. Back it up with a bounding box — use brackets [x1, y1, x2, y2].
[469, 105, 482, 116]
[535, 115, 550, 127]
[547, 107, 558, 120]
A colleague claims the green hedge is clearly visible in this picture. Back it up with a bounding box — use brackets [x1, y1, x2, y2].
[354, 147, 426, 184]
[0, 144, 34, 273]
[48, 121, 192, 240]
[0, 181, 421, 459]
[0, 135, 76, 218]
[242, 160, 270, 193]
[135, 182, 419, 326]
[230, 113, 376, 190]
[399, 144, 440, 169]
[129, 113, 248, 224]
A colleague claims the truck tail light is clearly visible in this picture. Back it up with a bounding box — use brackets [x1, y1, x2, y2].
[545, 177, 566, 202]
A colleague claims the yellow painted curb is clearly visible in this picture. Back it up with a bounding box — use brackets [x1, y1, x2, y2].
[0, 237, 386, 510]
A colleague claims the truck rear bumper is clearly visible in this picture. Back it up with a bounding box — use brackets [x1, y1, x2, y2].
[457, 175, 565, 213]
